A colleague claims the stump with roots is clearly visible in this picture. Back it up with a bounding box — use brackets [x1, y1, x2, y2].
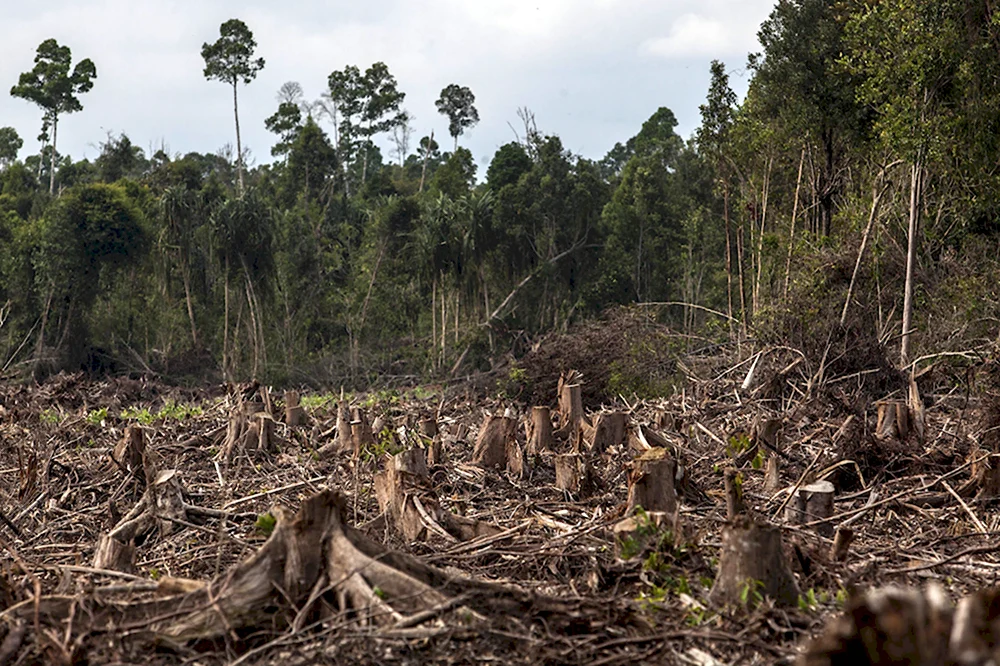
[6, 490, 608, 655]
[375, 449, 498, 542]
[219, 395, 278, 464]
[95, 446, 225, 572]
[626, 447, 677, 515]
[708, 518, 800, 608]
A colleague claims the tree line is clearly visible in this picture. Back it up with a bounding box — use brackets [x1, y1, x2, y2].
[1, 1, 998, 385]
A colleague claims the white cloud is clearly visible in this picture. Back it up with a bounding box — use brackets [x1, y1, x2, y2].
[642, 14, 732, 57]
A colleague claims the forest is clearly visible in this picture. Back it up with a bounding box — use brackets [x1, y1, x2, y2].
[5, 1, 1000, 664]
[0, 0, 994, 387]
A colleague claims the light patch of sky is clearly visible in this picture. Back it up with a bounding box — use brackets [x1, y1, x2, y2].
[0, 0, 775, 170]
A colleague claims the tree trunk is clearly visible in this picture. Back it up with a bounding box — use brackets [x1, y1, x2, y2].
[232, 81, 244, 194]
[182, 265, 198, 347]
[284, 390, 305, 427]
[784, 480, 835, 537]
[472, 414, 516, 470]
[585, 411, 627, 455]
[783, 147, 805, 300]
[901, 159, 922, 367]
[419, 130, 434, 193]
[554, 453, 590, 494]
[49, 113, 58, 196]
[724, 182, 734, 329]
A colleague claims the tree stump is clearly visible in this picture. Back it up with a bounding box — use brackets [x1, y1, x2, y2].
[626, 448, 677, 514]
[284, 390, 305, 426]
[876, 400, 910, 440]
[554, 453, 590, 494]
[93, 533, 137, 573]
[350, 407, 376, 457]
[111, 425, 146, 481]
[556, 370, 588, 443]
[526, 406, 554, 456]
[219, 399, 277, 462]
[764, 455, 780, 493]
[968, 450, 1000, 498]
[418, 418, 438, 440]
[587, 411, 627, 455]
[472, 414, 516, 469]
[708, 519, 800, 608]
[724, 468, 745, 520]
[785, 481, 835, 537]
[829, 527, 854, 561]
[800, 585, 952, 666]
[336, 400, 355, 456]
[375, 449, 498, 542]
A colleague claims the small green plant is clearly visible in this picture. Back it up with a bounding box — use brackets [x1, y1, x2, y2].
[121, 406, 155, 424]
[254, 512, 277, 537]
[727, 433, 752, 457]
[157, 400, 203, 420]
[373, 586, 386, 599]
[835, 587, 849, 606]
[751, 448, 766, 470]
[738, 578, 765, 608]
[798, 588, 820, 612]
[301, 393, 337, 410]
[149, 567, 161, 581]
[40, 408, 63, 424]
[86, 407, 108, 425]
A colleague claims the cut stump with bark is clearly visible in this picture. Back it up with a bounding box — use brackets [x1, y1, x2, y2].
[472, 414, 516, 470]
[586, 411, 627, 455]
[875, 400, 910, 441]
[555, 453, 591, 494]
[111, 425, 146, 481]
[284, 390, 305, 426]
[555, 370, 589, 445]
[350, 407, 376, 457]
[526, 406, 554, 456]
[708, 518, 800, 608]
[626, 447, 677, 515]
[785, 481, 835, 537]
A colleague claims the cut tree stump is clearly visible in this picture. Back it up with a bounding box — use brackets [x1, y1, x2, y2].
[284, 390, 305, 426]
[350, 407, 376, 457]
[830, 527, 854, 561]
[110, 425, 145, 481]
[724, 468, 745, 520]
[586, 411, 627, 455]
[785, 481, 835, 537]
[219, 398, 278, 463]
[7, 490, 607, 658]
[375, 449, 498, 542]
[555, 453, 590, 494]
[764, 455, 780, 493]
[472, 414, 516, 469]
[626, 447, 677, 515]
[708, 518, 799, 608]
[526, 406, 554, 456]
[875, 400, 910, 440]
[555, 370, 589, 445]
[800, 585, 952, 666]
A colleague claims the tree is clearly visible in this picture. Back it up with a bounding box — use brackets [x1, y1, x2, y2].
[0, 127, 22, 168]
[435, 84, 480, 150]
[10, 39, 96, 196]
[202, 19, 265, 194]
[265, 101, 303, 159]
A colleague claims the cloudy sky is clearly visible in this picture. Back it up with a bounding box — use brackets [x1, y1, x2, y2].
[0, 0, 775, 171]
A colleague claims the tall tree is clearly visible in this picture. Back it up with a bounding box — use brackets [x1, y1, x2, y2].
[10, 39, 96, 196]
[0, 127, 22, 168]
[201, 19, 265, 194]
[435, 84, 480, 150]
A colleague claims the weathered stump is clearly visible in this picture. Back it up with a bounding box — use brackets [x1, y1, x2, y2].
[724, 468, 745, 520]
[586, 411, 628, 455]
[708, 519, 800, 608]
[472, 414, 516, 469]
[626, 447, 677, 515]
[526, 406, 554, 456]
[350, 407, 376, 457]
[829, 526, 854, 562]
[876, 400, 910, 440]
[785, 481, 835, 537]
[556, 370, 588, 444]
[284, 390, 305, 426]
[554, 453, 590, 494]
[111, 425, 145, 481]
[764, 455, 781, 493]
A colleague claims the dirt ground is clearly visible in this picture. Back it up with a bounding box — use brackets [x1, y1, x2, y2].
[0, 339, 997, 664]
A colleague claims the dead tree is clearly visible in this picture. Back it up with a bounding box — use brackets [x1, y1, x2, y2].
[626, 447, 677, 515]
[708, 518, 799, 608]
[526, 406, 554, 456]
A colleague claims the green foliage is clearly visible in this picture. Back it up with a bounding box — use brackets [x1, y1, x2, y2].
[254, 512, 277, 537]
[435, 84, 479, 148]
[85, 407, 108, 425]
[201, 19, 264, 86]
[40, 408, 63, 424]
[738, 578, 765, 608]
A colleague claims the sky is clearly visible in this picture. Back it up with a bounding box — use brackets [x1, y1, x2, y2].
[0, 0, 776, 172]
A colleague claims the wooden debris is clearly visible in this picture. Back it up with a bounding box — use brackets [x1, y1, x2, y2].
[723, 468, 745, 520]
[830, 526, 853, 561]
[709, 518, 799, 608]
